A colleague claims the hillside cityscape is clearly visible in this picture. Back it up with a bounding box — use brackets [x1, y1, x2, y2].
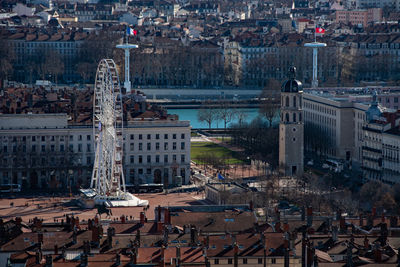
[2, 0, 400, 266]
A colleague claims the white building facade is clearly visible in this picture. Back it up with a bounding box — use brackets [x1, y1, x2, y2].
[0, 114, 191, 190]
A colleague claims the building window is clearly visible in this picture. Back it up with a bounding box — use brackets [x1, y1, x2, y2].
[164, 134, 168, 139]
[139, 134, 142, 140]
[147, 143, 151, 150]
[130, 134, 134, 140]
[156, 155, 160, 163]
[51, 145, 55, 152]
[181, 155, 185, 163]
[146, 168, 151, 174]
[87, 156, 91, 164]
[69, 136, 73, 141]
[272, 258, 276, 264]
[78, 135, 82, 141]
[293, 113, 296, 122]
[139, 156, 143, 164]
[181, 142, 185, 150]
[173, 134, 177, 139]
[69, 144, 73, 152]
[147, 155, 151, 163]
[293, 96, 296, 107]
[87, 135, 91, 141]
[130, 155, 134, 164]
[214, 259, 219, 264]
[42, 136, 46, 142]
[138, 168, 143, 174]
[173, 142, 177, 150]
[156, 134, 160, 139]
[242, 259, 247, 264]
[32, 145, 36, 152]
[130, 143, 134, 151]
[78, 144, 82, 152]
[41, 145, 46, 152]
[181, 133, 185, 139]
[147, 134, 151, 140]
[32, 136, 36, 142]
[285, 96, 289, 107]
[173, 154, 177, 162]
[164, 143, 168, 150]
[156, 142, 160, 150]
[164, 155, 168, 163]
[228, 259, 233, 264]
[258, 258, 263, 264]
[139, 143, 143, 151]
[87, 144, 91, 152]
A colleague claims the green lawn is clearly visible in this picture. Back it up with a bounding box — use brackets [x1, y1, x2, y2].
[191, 142, 244, 164]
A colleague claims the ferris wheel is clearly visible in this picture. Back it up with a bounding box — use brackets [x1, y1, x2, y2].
[90, 59, 125, 198]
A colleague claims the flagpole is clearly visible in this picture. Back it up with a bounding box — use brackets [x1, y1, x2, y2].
[314, 26, 316, 42]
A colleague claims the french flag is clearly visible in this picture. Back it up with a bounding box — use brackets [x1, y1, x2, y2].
[316, 27, 325, 34]
[126, 26, 137, 36]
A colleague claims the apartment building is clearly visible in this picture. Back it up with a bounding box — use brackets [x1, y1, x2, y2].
[335, 8, 382, 27]
[0, 113, 191, 190]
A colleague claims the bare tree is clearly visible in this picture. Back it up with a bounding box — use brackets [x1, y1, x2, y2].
[259, 79, 281, 127]
[197, 106, 216, 129]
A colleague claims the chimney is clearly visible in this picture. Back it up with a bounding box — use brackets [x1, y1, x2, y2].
[157, 205, 161, 221]
[107, 227, 114, 248]
[80, 253, 88, 267]
[115, 253, 121, 266]
[283, 222, 289, 232]
[233, 243, 239, 267]
[15, 217, 22, 225]
[274, 222, 281, 233]
[130, 248, 137, 265]
[190, 226, 197, 246]
[163, 225, 169, 247]
[332, 226, 338, 243]
[38, 232, 44, 244]
[364, 236, 369, 250]
[313, 253, 319, 267]
[160, 245, 165, 267]
[35, 250, 42, 264]
[390, 216, 398, 228]
[397, 248, 400, 267]
[92, 226, 100, 245]
[72, 230, 77, 244]
[346, 243, 354, 267]
[140, 212, 145, 225]
[176, 246, 181, 266]
[157, 221, 164, 233]
[164, 209, 171, 225]
[374, 245, 382, 262]
[367, 215, 373, 228]
[340, 217, 346, 233]
[136, 229, 141, 247]
[306, 207, 313, 226]
[45, 255, 53, 267]
[284, 247, 290, 267]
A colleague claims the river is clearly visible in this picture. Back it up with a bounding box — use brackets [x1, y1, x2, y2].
[167, 108, 276, 129]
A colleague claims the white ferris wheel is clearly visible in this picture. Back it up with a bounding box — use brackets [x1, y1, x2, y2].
[90, 59, 125, 197]
[86, 59, 148, 207]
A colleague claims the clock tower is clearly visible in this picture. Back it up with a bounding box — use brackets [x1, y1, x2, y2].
[279, 67, 304, 176]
